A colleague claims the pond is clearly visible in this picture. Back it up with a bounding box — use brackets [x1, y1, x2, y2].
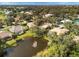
[73, 18, 79, 25]
[4, 37, 48, 57]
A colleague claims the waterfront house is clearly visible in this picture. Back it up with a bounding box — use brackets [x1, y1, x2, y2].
[0, 31, 12, 40]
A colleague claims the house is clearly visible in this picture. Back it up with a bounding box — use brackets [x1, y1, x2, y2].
[15, 15, 20, 22]
[24, 11, 33, 15]
[20, 11, 24, 14]
[48, 27, 69, 35]
[58, 24, 65, 28]
[77, 15, 79, 18]
[27, 22, 36, 28]
[73, 36, 79, 43]
[9, 25, 24, 35]
[0, 31, 12, 40]
[39, 23, 52, 29]
[43, 14, 53, 18]
[60, 19, 72, 23]
[4, 10, 13, 15]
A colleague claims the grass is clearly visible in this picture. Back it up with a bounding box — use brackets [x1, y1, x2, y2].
[6, 39, 17, 47]
[43, 35, 49, 40]
[16, 30, 36, 41]
[0, 14, 6, 20]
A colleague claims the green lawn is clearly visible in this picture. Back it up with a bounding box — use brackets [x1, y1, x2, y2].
[6, 39, 17, 47]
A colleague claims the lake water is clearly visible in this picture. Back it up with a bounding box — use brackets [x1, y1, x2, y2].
[4, 37, 48, 57]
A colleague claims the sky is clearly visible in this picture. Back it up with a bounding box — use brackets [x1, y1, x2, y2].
[0, 2, 79, 5]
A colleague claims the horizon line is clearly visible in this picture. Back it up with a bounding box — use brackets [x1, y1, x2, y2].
[0, 2, 79, 5]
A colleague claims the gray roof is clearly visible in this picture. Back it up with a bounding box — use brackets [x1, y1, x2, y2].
[0, 31, 12, 39]
[48, 27, 69, 35]
[9, 25, 24, 35]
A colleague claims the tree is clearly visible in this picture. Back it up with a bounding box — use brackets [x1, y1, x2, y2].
[38, 32, 76, 57]
[6, 15, 15, 26]
[31, 27, 46, 39]
[0, 40, 5, 56]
